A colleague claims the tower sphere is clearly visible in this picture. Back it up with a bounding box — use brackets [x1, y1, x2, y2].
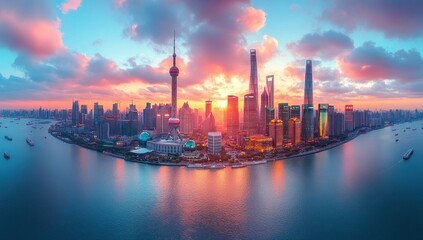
[169, 65, 179, 76]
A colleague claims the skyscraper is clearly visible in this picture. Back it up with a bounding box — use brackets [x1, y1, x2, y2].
[318, 104, 329, 139]
[345, 105, 354, 132]
[112, 103, 119, 118]
[301, 60, 314, 141]
[328, 105, 335, 137]
[71, 100, 79, 126]
[243, 93, 258, 136]
[226, 95, 239, 137]
[249, 49, 258, 99]
[304, 60, 313, 105]
[269, 119, 283, 148]
[205, 100, 212, 119]
[167, 32, 182, 141]
[288, 117, 302, 146]
[260, 87, 269, 134]
[179, 102, 195, 134]
[265, 106, 275, 136]
[143, 102, 155, 130]
[278, 103, 289, 140]
[291, 105, 301, 119]
[266, 75, 274, 109]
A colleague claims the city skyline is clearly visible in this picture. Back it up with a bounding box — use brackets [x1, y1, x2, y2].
[1, 0, 423, 111]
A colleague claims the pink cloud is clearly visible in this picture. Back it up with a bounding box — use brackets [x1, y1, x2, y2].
[60, 0, 82, 14]
[0, 10, 63, 57]
[337, 42, 423, 83]
[237, 6, 266, 32]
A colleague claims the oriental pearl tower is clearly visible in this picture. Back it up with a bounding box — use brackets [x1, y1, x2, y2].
[167, 32, 183, 141]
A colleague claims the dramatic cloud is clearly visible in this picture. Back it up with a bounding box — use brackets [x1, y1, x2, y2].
[60, 0, 82, 14]
[118, 0, 276, 90]
[286, 30, 354, 60]
[337, 42, 423, 83]
[322, 0, 423, 38]
[0, 1, 63, 56]
[237, 6, 266, 32]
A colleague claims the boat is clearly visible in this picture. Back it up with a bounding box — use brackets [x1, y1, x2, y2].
[4, 136, 12, 141]
[403, 148, 414, 160]
[4, 153, 10, 159]
[102, 151, 125, 159]
[26, 138, 35, 146]
[232, 163, 247, 168]
[247, 160, 267, 165]
[209, 164, 225, 169]
[395, 139, 399, 142]
[395, 133, 398, 136]
[187, 163, 210, 169]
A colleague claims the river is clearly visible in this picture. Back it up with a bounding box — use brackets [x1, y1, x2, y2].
[1, 119, 422, 239]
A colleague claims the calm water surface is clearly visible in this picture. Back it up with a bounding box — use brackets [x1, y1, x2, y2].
[1, 119, 423, 239]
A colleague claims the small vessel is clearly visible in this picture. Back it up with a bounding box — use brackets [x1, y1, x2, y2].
[248, 160, 267, 165]
[187, 163, 209, 169]
[4, 153, 10, 159]
[102, 151, 125, 159]
[395, 133, 398, 136]
[232, 163, 247, 168]
[4, 136, 12, 141]
[395, 139, 399, 142]
[403, 148, 414, 160]
[26, 138, 35, 146]
[209, 164, 225, 169]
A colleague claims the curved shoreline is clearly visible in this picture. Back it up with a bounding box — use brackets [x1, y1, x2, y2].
[50, 126, 367, 168]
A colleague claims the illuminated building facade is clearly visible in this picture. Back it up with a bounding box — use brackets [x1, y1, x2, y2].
[243, 93, 258, 135]
[269, 119, 283, 148]
[288, 117, 302, 146]
[260, 87, 269, 134]
[226, 95, 239, 137]
[244, 134, 273, 152]
[345, 105, 354, 132]
[318, 104, 329, 139]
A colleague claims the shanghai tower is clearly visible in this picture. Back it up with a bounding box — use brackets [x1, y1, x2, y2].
[301, 60, 314, 141]
[244, 49, 259, 135]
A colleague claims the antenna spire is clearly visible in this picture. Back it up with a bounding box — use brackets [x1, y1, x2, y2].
[172, 30, 176, 66]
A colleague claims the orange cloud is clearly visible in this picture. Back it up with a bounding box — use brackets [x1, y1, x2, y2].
[237, 6, 266, 32]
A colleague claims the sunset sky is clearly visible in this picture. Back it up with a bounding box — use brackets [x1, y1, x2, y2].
[0, 0, 422, 111]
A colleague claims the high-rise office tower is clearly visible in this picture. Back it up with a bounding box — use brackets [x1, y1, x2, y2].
[167, 32, 182, 141]
[143, 103, 155, 130]
[260, 87, 269, 134]
[249, 49, 258, 99]
[205, 100, 212, 119]
[179, 102, 195, 134]
[335, 112, 345, 136]
[94, 102, 99, 123]
[266, 75, 274, 109]
[328, 105, 335, 137]
[156, 105, 170, 134]
[301, 60, 314, 141]
[318, 104, 329, 139]
[269, 119, 283, 148]
[345, 105, 354, 132]
[226, 95, 239, 137]
[288, 117, 302, 146]
[80, 104, 87, 124]
[265, 106, 275, 136]
[278, 103, 289, 140]
[71, 100, 79, 126]
[128, 103, 139, 136]
[291, 105, 301, 119]
[112, 103, 119, 116]
[243, 93, 258, 135]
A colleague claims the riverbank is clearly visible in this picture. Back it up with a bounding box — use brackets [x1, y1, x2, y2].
[50, 124, 369, 169]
